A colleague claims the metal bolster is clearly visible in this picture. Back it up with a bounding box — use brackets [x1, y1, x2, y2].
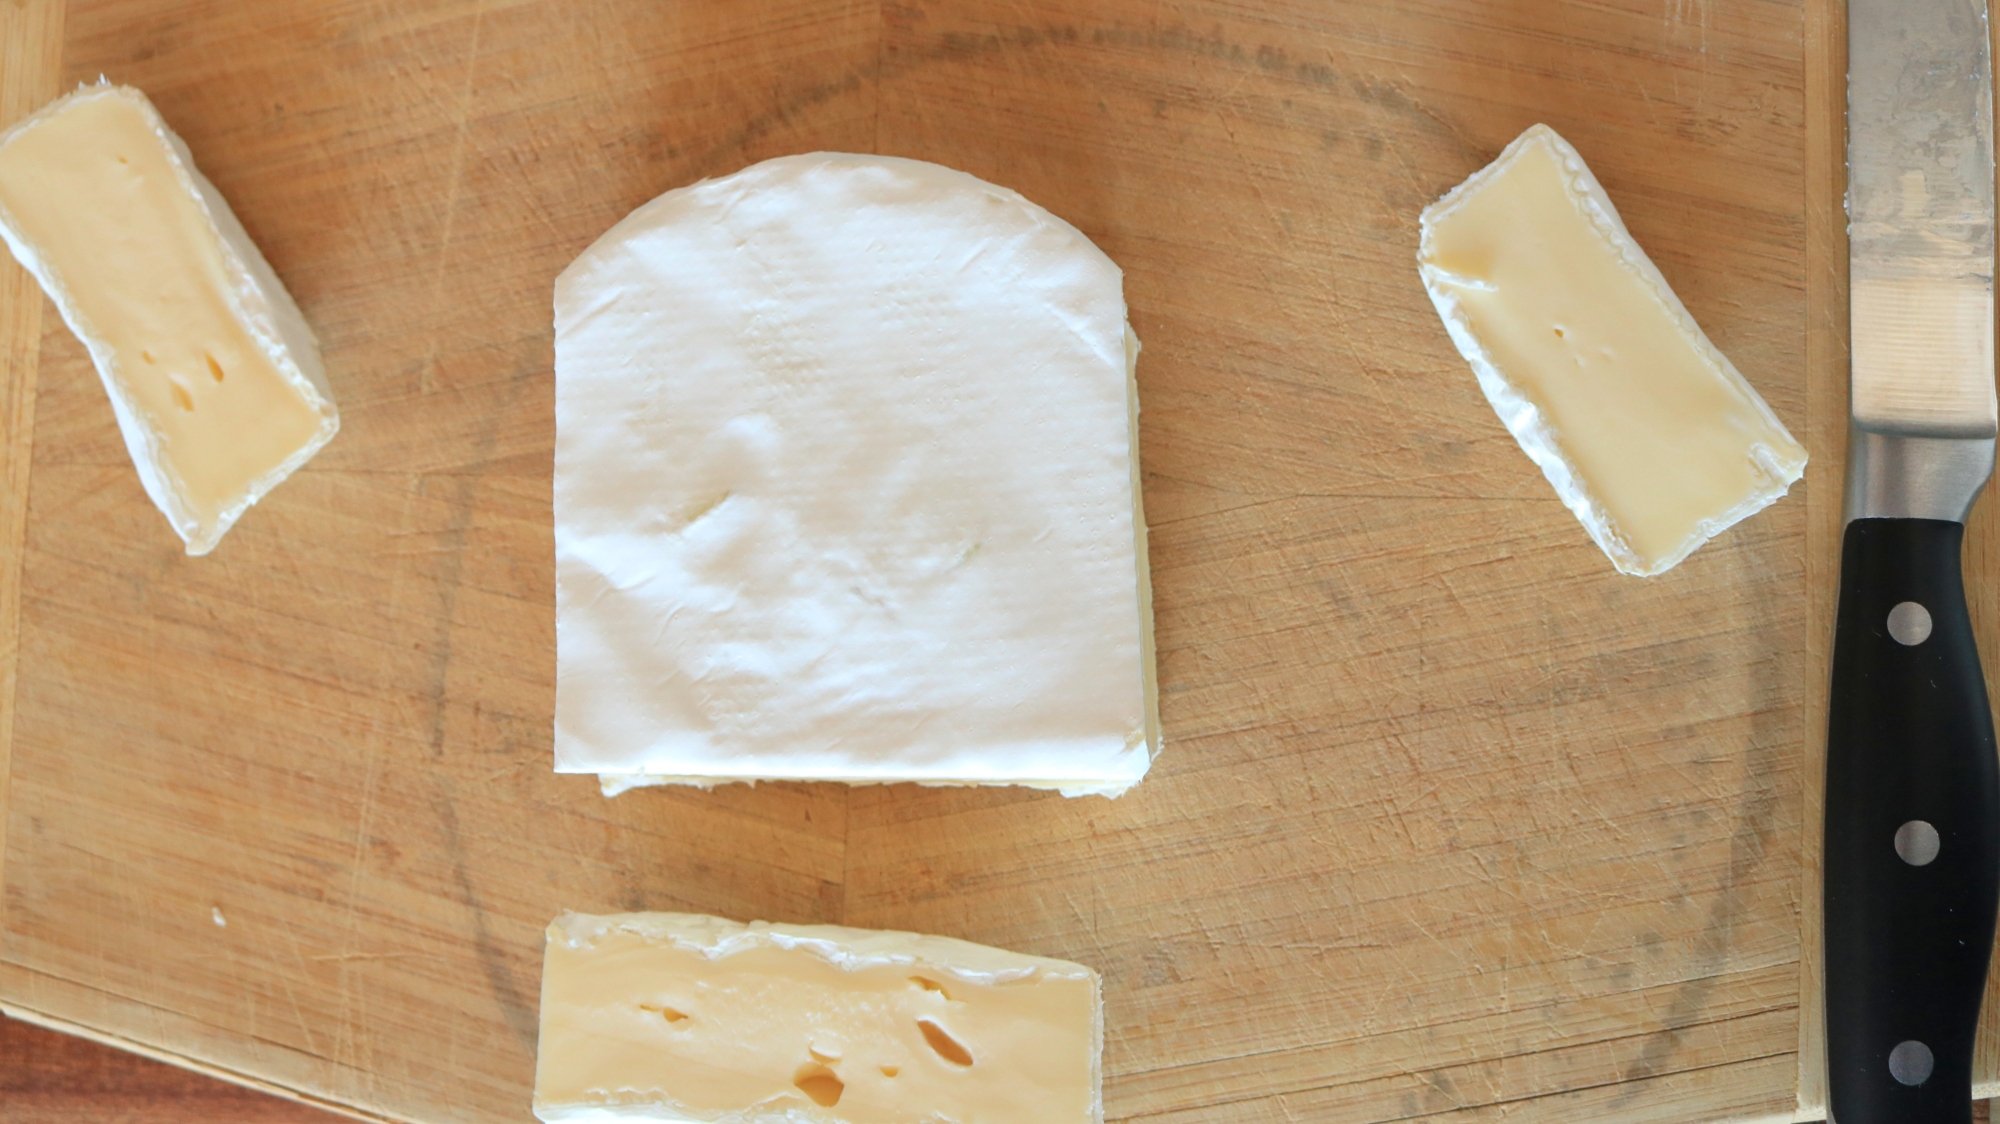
[1845, 427, 1996, 523]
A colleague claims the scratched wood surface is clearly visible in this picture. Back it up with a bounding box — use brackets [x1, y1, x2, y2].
[0, 1013, 340, 1121]
[0, 1, 1833, 1121]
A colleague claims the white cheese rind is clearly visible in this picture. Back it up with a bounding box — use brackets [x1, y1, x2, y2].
[0, 82, 337, 555]
[533, 911, 1104, 1124]
[1417, 124, 1806, 576]
[554, 153, 1159, 796]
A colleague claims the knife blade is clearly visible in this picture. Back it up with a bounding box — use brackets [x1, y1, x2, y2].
[1828, 0, 2000, 1120]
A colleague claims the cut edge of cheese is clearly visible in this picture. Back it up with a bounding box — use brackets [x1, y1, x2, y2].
[533, 911, 1104, 1124]
[1416, 123, 1807, 577]
[0, 81, 338, 555]
[1125, 326, 1164, 793]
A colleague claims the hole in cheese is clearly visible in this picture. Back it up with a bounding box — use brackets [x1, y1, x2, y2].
[141, 350, 157, 364]
[910, 975, 950, 999]
[917, 1019, 974, 1067]
[638, 1003, 690, 1025]
[879, 1065, 900, 1078]
[168, 374, 195, 412]
[793, 1063, 844, 1107]
[206, 352, 226, 383]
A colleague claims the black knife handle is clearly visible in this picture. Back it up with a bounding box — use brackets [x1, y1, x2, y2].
[1826, 518, 2000, 1123]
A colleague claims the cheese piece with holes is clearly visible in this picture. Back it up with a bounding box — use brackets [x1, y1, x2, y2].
[533, 911, 1103, 1123]
[555, 153, 1158, 795]
[0, 83, 337, 555]
[1417, 124, 1806, 576]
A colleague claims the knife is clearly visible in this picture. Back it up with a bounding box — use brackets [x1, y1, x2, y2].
[1828, 0, 2000, 1120]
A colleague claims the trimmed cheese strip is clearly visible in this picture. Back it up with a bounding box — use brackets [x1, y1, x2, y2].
[1417, 124, 1806, 576]
[533, 912, 1103, 1124]
[0, 83, 337, 555]
[555, 153, 1158, 796]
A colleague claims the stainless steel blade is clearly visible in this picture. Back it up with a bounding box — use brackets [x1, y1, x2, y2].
[1847, 0, 1997, 522]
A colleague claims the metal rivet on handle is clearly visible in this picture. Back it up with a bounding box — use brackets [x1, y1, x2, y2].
[1894, 820, 1941, 866]
[1887, 601, 1933, 646]
[1889, 1040, 1934, 1085]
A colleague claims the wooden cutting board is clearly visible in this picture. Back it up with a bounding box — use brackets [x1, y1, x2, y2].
[0, 0, 1961, 1120]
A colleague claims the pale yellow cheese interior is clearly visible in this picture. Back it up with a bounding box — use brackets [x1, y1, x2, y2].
[1423, 136, 1803, 570]
[536, 918, 1099, 1122]
[0, 92, 322, 528]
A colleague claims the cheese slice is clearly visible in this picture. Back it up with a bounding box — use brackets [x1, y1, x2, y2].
[533, 912, 1103, 1123]
[1417, 124, 1806, 576]
[554, 153, 1159, 796]
[0, 83, 337, 555]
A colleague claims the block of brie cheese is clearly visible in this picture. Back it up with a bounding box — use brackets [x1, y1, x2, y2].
[0, 83, 338, 555]
[1417, 124, 1806, 576]
[533, 911, 1103, 1123]
[554, 153, 1159, 795]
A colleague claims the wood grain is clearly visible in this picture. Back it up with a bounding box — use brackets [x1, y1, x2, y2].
[1796, 0, 1842, 1110]
[0, 0, 61, 932]
[0, 1, 1836, 1121]
[0, 1013, 339, 1122]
